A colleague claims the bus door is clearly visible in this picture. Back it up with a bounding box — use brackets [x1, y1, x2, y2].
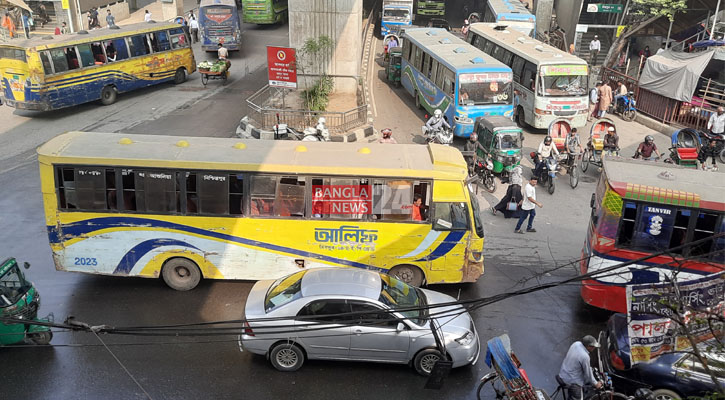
[428, 181, 469, 271]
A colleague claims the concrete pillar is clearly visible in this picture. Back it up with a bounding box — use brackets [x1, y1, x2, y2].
[534, 0, 553, 38]
[554, 0, 584, 48]
[289, 0, 362, 94]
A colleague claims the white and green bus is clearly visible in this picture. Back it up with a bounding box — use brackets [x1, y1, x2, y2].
[467, 23, 589, 129]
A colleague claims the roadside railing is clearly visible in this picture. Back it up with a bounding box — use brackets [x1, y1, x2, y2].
[247, 85, 369, 134]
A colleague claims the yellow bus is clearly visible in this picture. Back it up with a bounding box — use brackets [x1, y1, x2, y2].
[37, 132, 486, 290]
[0, 22, 195, 111]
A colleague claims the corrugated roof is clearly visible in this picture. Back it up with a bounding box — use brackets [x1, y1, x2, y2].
[36, 132, 468, 180]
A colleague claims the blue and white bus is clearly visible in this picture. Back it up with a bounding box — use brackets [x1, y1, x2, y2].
[481, 0, 536, 38]
[381, 0, 414, 36]
[401, 28, 514, 137]
[199, 0, 242, 51]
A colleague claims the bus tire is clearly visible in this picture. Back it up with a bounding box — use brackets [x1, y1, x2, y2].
[515, 107, 525, 128]
[162, 258, 201, 291]
[100, 85, 117, 106]
[174, 67, 186, 84]
[389, 264, 424, 287]
[414, 90, 421, 110]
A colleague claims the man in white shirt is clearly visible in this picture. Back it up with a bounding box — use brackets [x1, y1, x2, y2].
[656, 43, 666, 55]
[515, 176, 543, 234]
[708, 107, 725, 135]
[534, 136, 560, 179]
[189, 16, 199, 43]
[144, 10, 152, 22]
[589, 35, 601, 65]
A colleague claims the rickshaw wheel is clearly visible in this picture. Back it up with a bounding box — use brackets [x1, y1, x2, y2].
[581, 150, 590, 172]
[569, 165, 579, 189]
[719, 148, 725, 164]
[477, 372, 509, 400]
[201, 74, 209, 86]
[31, 330, 52, 345]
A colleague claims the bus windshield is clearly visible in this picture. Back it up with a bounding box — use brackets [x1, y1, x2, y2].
[459, 73, 512, 106]
[540, 65, 588, 97]
[383, 8, 410, 20]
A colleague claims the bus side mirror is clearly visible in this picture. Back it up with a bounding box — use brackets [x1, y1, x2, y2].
[23, 262, 30, 269]
[590, 193, 596, 209]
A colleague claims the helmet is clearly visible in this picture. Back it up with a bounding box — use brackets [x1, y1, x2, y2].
[318, 117, 326, 125]
[381, 128, 392, 138]
[544, 136, 552, 144]
[645, 135, 654, 143]
[434, 109, 443, 118]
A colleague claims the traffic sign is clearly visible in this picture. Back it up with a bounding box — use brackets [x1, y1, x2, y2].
[586, 3, 623, 13]
[267, 46, 297, 89]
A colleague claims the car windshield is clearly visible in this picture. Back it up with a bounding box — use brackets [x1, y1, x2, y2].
[383, 9, 409, 20]
[497, 132, 521, 149]
[379, 274, 426, 325]
[541, 74, 588, 97]
[459, 73, 512, 106]
[0, 265, 32, 307]
[264, 271, 306, 312]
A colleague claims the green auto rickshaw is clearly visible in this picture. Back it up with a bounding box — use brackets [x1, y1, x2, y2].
[473, 116, 524, 179]
[386, 46, 402, 88]
[0, 258, 53, 345]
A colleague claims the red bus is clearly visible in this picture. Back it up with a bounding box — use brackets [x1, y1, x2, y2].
[581, 157, 725, 312]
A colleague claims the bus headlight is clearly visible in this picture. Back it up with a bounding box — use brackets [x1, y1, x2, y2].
[455, 116, 474, 124]
[535, 108, 552, 115]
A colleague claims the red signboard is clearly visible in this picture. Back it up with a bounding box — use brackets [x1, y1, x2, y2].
[267, 46, 297, 89]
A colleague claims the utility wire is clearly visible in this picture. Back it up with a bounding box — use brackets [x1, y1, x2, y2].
[92, 330, 153, 400]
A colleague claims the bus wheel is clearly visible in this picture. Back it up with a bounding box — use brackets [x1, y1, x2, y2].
[414, 90, 421, 110]
[174, 68, 186, 84]
[515, 107, 526, 128]
[100, 86, 117, 106]
[162, 258, 201, 291]
[390, 265, 424, 287]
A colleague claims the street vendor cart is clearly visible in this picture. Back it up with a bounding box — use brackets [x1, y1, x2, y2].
[198, 60, 230, 86]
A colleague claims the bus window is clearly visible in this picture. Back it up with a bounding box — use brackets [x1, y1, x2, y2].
[229, 174, 244, 216]
[372, 180, 414, 221]
[250, 176, 277, 216]
[127, 35, 150, 57]
[668, 209, 691, 253]
[56, 167, 76, 209]
[422, 53, 431, 79]
[690, 212, 719, 257]
[521, 62, 536, 91]
[413, 46, 422, 70]
[156, 31, 172, 51]
[74, 167, 107, 210]
[136, 170, 178, 213]
[632, 205, 675, 251]
[48, 48, 69, 73]
[121, 169, 138, 211]
[76, 44, 96, 67]
[40, 52, 53, 74]
[276, 177, 305, 217]
[90, 42, 106, 64]
[511, 56, 524, 83]
[185, 172, 198, 214]
[64, 47, 80, 70]
[105, 169, 117, 210]
[430, 60, 439, 84]
[617, 202, 637, 246]
[433, 203, 469, 231]
[200, 172, 229, 215]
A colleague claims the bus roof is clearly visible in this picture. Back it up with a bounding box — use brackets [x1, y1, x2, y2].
[403, 28, 511, 73]
[469, 23, 587, 66]
[8, 22, 182, 50]
[200, 0, 236, 7]
[487, 0, 535, 22]
[603, 157, 725, 211]
[37, 132, 468, 180]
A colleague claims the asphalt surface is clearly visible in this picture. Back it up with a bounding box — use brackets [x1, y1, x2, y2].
[0, 10, 709, 400]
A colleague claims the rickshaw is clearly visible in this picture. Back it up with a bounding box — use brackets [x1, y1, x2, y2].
[665, 128, 701, 168]
[473, 116, 524, 181]
[548, 118, 580, 188]
[581, 118, 616, 173]
[477, 334, 548, 400]
[0, 258, 53, 345]
[386, 46, 402, 87]
[383, 33, 401, 63]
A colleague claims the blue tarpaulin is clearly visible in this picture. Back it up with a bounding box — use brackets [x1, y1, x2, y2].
[485, 334, 521, 380]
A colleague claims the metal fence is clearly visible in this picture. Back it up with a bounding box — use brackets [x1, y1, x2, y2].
[246, 85, 369, 134]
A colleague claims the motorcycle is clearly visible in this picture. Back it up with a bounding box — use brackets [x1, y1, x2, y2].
[531, 152, 558, 194]
[422, 125, 454, 145]
[610, 91, 637, 122]
[473, 158, 497, 193]
[300, 122, 330, 142]
[632, 151, 660, 161]
[698, 130, 725, 164]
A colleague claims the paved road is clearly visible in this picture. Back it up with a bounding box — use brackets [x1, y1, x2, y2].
[0, 17, 708, 400]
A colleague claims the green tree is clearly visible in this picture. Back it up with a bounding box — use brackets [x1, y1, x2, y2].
[297, 35, 335, 111]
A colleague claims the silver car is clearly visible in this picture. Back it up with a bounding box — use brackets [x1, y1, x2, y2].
[238, 268, 480, 376]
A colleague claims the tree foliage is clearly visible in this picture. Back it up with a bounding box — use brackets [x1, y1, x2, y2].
[297, 35, 335, 111]
[630, 0, 687, 22]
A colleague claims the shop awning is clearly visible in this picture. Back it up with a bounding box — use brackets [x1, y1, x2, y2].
[1, 0, 32, 11]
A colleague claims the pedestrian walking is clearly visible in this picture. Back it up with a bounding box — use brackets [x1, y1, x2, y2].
[2, 13, 16, 39]
[514, 176, 542, 234]
[189, 15, 199, 43]
[598, 81, 612, 118]
[39, 3, 48, 27]
[144, 10, 152, 22]
[512, 89, 520, 122]
[492, 165, 523, 218]
[60, 21, 68, 34]
[708, 107, 725, 136]
[21, 12, 29, 39]
[589, 35, 600, 65]
[106, 9, 115, 27]
[588, 83, 600, 122]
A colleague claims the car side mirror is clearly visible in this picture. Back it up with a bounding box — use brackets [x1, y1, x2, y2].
[396, 322, 405, 332]
[23, 262, 30, 269]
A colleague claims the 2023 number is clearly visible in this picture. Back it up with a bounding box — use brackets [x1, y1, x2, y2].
[74, 257, 98, 266]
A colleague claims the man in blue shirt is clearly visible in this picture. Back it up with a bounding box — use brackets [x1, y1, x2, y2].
[559, 335, 603, 399]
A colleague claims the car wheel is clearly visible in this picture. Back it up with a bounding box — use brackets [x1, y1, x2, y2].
[653, 389, 681, 400]
[173, 67, 186, 84]
[413, 348, 443, 376]
[162, 258, 201, 291]
[270, 343, 305, 372]
[100, 85, 117, 106]
[389, 264, 424, 287]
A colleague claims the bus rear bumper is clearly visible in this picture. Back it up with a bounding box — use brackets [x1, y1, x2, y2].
[2, 99, 50, 111]
[580, 279, 626, 313]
